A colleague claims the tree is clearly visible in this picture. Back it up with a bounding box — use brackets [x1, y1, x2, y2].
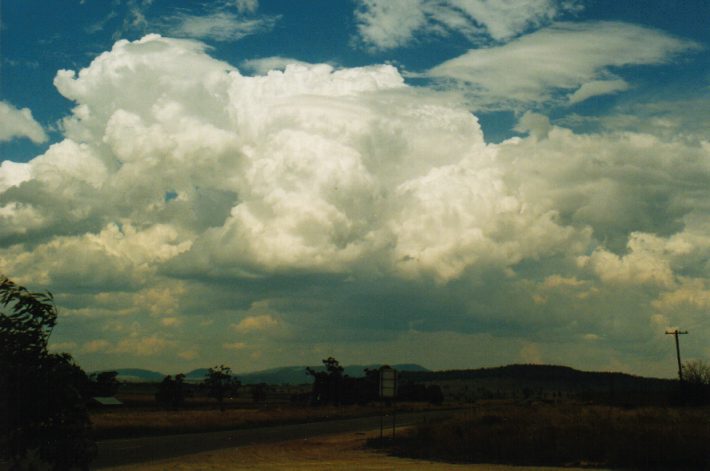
[306, 357, 345, 405]
[203, 365, 240, 411]
[682, 360, 710, 404]
[0, 276, 95, 469]
[88, 370, 120, 397]
[683, 360, 710, 385]
[155, 374, 187, 409]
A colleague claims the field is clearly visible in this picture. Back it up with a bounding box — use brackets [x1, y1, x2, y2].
[91, 383, 444, 439]
[91, 404, 436, 439]
[92, 379, 709, 469]
[389, 401, 710, 469]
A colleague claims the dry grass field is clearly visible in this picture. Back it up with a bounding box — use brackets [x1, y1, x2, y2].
[92, 389, 709, 469]
[393, 402, 710, 469]
[102, 428, 597, 471]
[91, 403, 440, 439]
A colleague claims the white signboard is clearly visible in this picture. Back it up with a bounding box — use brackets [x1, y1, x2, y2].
[379, 367, 397, 398]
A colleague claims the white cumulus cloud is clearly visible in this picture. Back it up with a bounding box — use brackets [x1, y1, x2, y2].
[0, 101, 48, 143]
[568, 79, 630, 104]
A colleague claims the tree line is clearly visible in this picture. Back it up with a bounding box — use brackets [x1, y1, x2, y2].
[154, 365, 242, 411]
[306, 356, 444, 405]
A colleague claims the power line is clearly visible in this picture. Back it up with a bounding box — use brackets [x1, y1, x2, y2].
[665, 329, 688, 381]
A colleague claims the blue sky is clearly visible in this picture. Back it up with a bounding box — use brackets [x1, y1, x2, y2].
[1, 0, 709, 376]
[4, 0, 708, 155]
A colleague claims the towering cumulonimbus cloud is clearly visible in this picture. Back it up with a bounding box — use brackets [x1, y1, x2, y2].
[1, 34, 581, 283]
[1, 34, 709, 373]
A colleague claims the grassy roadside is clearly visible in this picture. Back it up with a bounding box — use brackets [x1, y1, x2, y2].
[90, 402, 444, 440]
[385, 401, 710, 469]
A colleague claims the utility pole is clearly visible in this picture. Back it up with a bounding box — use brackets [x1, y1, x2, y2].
[665, 329, 688, 381]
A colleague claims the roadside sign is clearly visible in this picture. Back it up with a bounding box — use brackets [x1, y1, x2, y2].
[379, 366, 397, 398]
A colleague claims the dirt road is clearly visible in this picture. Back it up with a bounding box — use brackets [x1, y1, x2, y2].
[101, 428, 598, 471]
[94, 409, 455, 468]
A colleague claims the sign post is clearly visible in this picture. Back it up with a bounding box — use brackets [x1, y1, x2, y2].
[379, 366, 397, 440]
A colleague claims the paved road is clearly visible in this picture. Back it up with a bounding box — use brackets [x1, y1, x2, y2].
[93, 409, 457, 469]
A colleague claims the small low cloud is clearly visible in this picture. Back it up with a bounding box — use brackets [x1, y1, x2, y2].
[163, 11, 279, 42]
[115, 335, 173, 356]
[48, 341, 78, 353]
[0, 101, 48, 143]
[160, 317, 183, 327]
[178, 349, 200, 361]
[568, 79, 630, 104]
[542, 275, 585, 289]
[235, 0, 259, 14]
[223, 341, 248, 351]
[515, 111, 552, 139]
[80, 335, 172, 356]
[520, 343, 544, 364]
[82, 339, 112, 354]
[231, 315, 279, 333]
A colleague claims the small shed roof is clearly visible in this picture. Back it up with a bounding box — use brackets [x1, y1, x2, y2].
[92, 396, 123, 406]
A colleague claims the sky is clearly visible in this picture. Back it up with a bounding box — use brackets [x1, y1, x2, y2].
[1, 0, 709, 377]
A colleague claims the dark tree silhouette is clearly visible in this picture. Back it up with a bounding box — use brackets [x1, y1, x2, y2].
[88, 370, 120, 397]
[682, 360, 710, 404]
[203, 365, 240, 411]
[155, 373, 187, 409]
[306, 357, 346, 405]
[0, 276, 95, 469]
[683, 360, 710, 385]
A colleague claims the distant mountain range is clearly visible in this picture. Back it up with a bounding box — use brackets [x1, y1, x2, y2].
[110, 363, 429, 384]
[400, 364, 677, 402]
[108, 363, 679, 403]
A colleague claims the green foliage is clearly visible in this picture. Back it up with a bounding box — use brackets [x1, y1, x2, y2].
[0, 276, 95, 469]
[0, 276, 57, 356]
[203, 365, 240, 411]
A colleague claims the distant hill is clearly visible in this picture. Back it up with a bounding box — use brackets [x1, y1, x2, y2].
[112, 368, 165, 382]
[400, 364, 677, 403]
[402, 364, 671, 384]
[184, 368, 210, 381]
[107, 363, 679, 404]
[235, 363, 429, 385]
[109, 364, 429, 384]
